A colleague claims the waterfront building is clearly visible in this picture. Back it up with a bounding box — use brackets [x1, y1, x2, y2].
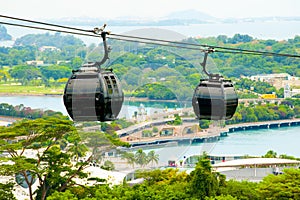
[248, 73, 300, 90]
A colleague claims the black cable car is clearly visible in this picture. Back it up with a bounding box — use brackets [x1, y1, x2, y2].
[63, 29, 124, 122]
[192, 49, 238, 120]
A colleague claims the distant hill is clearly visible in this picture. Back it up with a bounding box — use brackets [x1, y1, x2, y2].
[48, 9, 300, 27]
[165, 9, 217, 21]
[49, 10, 218, 26]
[0, 25, 12, 41]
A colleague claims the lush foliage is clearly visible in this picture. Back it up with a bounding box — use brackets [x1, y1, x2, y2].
[14, 32, 84, 49]
[44, 161, 300, 200]
[167, 114, 183, 125]
[235, 78, 283, 98]
[187, 155, 226, 199]
[45, 152, 300, 200]
[0, 103, 64, 119]
[0, 182, 16, 200]
[0, 117, 84, 200]
[1, 143, 300, 199]
[121, 149, 159, 168]
[0, 117, 129, 200]
[1, 32, 299, 99]
[227, 100, 298, 125]
[200, 35, 300, 77]
[258, 168, 300, 199]
[132, 83, 177, 100]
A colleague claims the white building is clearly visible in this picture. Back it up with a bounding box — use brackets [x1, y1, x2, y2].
[249, 73, 300, 89]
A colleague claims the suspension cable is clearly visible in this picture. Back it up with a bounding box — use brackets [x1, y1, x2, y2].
[1, 14, 300, 58]
[0, 21, 99, 38]
[0, 14, 94, 33]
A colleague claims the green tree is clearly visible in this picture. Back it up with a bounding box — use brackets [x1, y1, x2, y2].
[142, 130, 153, 137]
[152, 126, 159, 133]
[101, 160, 115, 171]
[39, 65, 71, 80]
[79, 130, 129, 166]
[0, 117, 89, 200]
[228, 34, 253, 44]
[173, 114, 183, 125]
[0, 182, 16, 200]
[68, 134, 88, 162]
[219, 180, 259, 200]
[0, 69, 10, 82]
[135, 168, 191, 199]
[70, 56, 83, 69]
[47, 190, 78, 200]
[135, 149, 148, 168]
[263, 150, 277, 158]
[14, 33, 84, 49]
[206, 195, 238, 200]
[121, 151, 136, 168]
[257, 168, 300, 199]
[79, 131, 114, 164]
[188, 154, 224, 199]
[9, 65, 42, 85]
[147, 150, 159, 167]
[199, 120, 211, 129]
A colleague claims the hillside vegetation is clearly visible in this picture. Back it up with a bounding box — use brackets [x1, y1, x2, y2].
[0, 31, 299, 99]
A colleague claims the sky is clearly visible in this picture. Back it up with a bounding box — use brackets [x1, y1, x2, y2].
[0, 0, 299, 20]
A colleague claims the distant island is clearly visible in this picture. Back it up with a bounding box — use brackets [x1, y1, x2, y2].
[0, 25, 12, 41]
[46, 9, 300, 26]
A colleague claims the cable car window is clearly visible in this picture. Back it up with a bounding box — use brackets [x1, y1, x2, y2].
[111, 76, 119, 94]
[72, 79, 99, 93]
[76, 74, 99, 79]
[104, 76, 113, 94]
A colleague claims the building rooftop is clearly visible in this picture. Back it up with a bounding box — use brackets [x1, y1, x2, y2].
[213, 158, 300, 168]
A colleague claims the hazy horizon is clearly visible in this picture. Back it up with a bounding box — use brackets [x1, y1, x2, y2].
[0, 0, 299, 21]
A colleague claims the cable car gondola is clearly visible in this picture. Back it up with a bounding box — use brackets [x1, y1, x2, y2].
[63, 29, 124, 122]
[192, 49, 238, 120]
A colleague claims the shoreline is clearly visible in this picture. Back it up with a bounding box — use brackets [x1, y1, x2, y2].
[0, 93, 62, 97]
[0, 93, 182, 103]
[116, 117, 300, 148]
[1, 94, 300, 133]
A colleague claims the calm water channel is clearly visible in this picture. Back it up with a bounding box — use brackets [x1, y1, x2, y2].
[1, 95, 300, 164]
[0, 95, 182, 119]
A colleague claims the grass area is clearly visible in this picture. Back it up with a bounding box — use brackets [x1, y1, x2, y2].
[0, 84, 64, 95]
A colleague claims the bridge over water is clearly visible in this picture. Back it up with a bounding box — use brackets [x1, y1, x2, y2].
[226, 118, 300, 132]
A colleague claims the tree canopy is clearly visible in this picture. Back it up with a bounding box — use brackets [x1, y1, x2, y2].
[1, 32, 299, 99]
[0, 116, 130, 200]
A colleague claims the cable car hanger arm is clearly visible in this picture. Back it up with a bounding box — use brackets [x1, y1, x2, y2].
[200, 48, 223, 79]
[92, 24, 111, 68]
[201, 48, 215, 77]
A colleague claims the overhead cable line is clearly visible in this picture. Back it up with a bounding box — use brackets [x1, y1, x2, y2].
[0, 21, 207, 52]
[0, 14, 94, 33]
[108, 35, 300, 57]
[1, 14, 300, 58]
[0, 21, 99, 38]
[108, 33, 300, 58]
[107, 35, 206, 51]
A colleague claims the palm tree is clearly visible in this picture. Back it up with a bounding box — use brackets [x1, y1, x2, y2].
[135, 149, 147, 168]
[147, 150, 159, 167]
[69, 140, 88, 162]
[121, 151, 136, 168]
